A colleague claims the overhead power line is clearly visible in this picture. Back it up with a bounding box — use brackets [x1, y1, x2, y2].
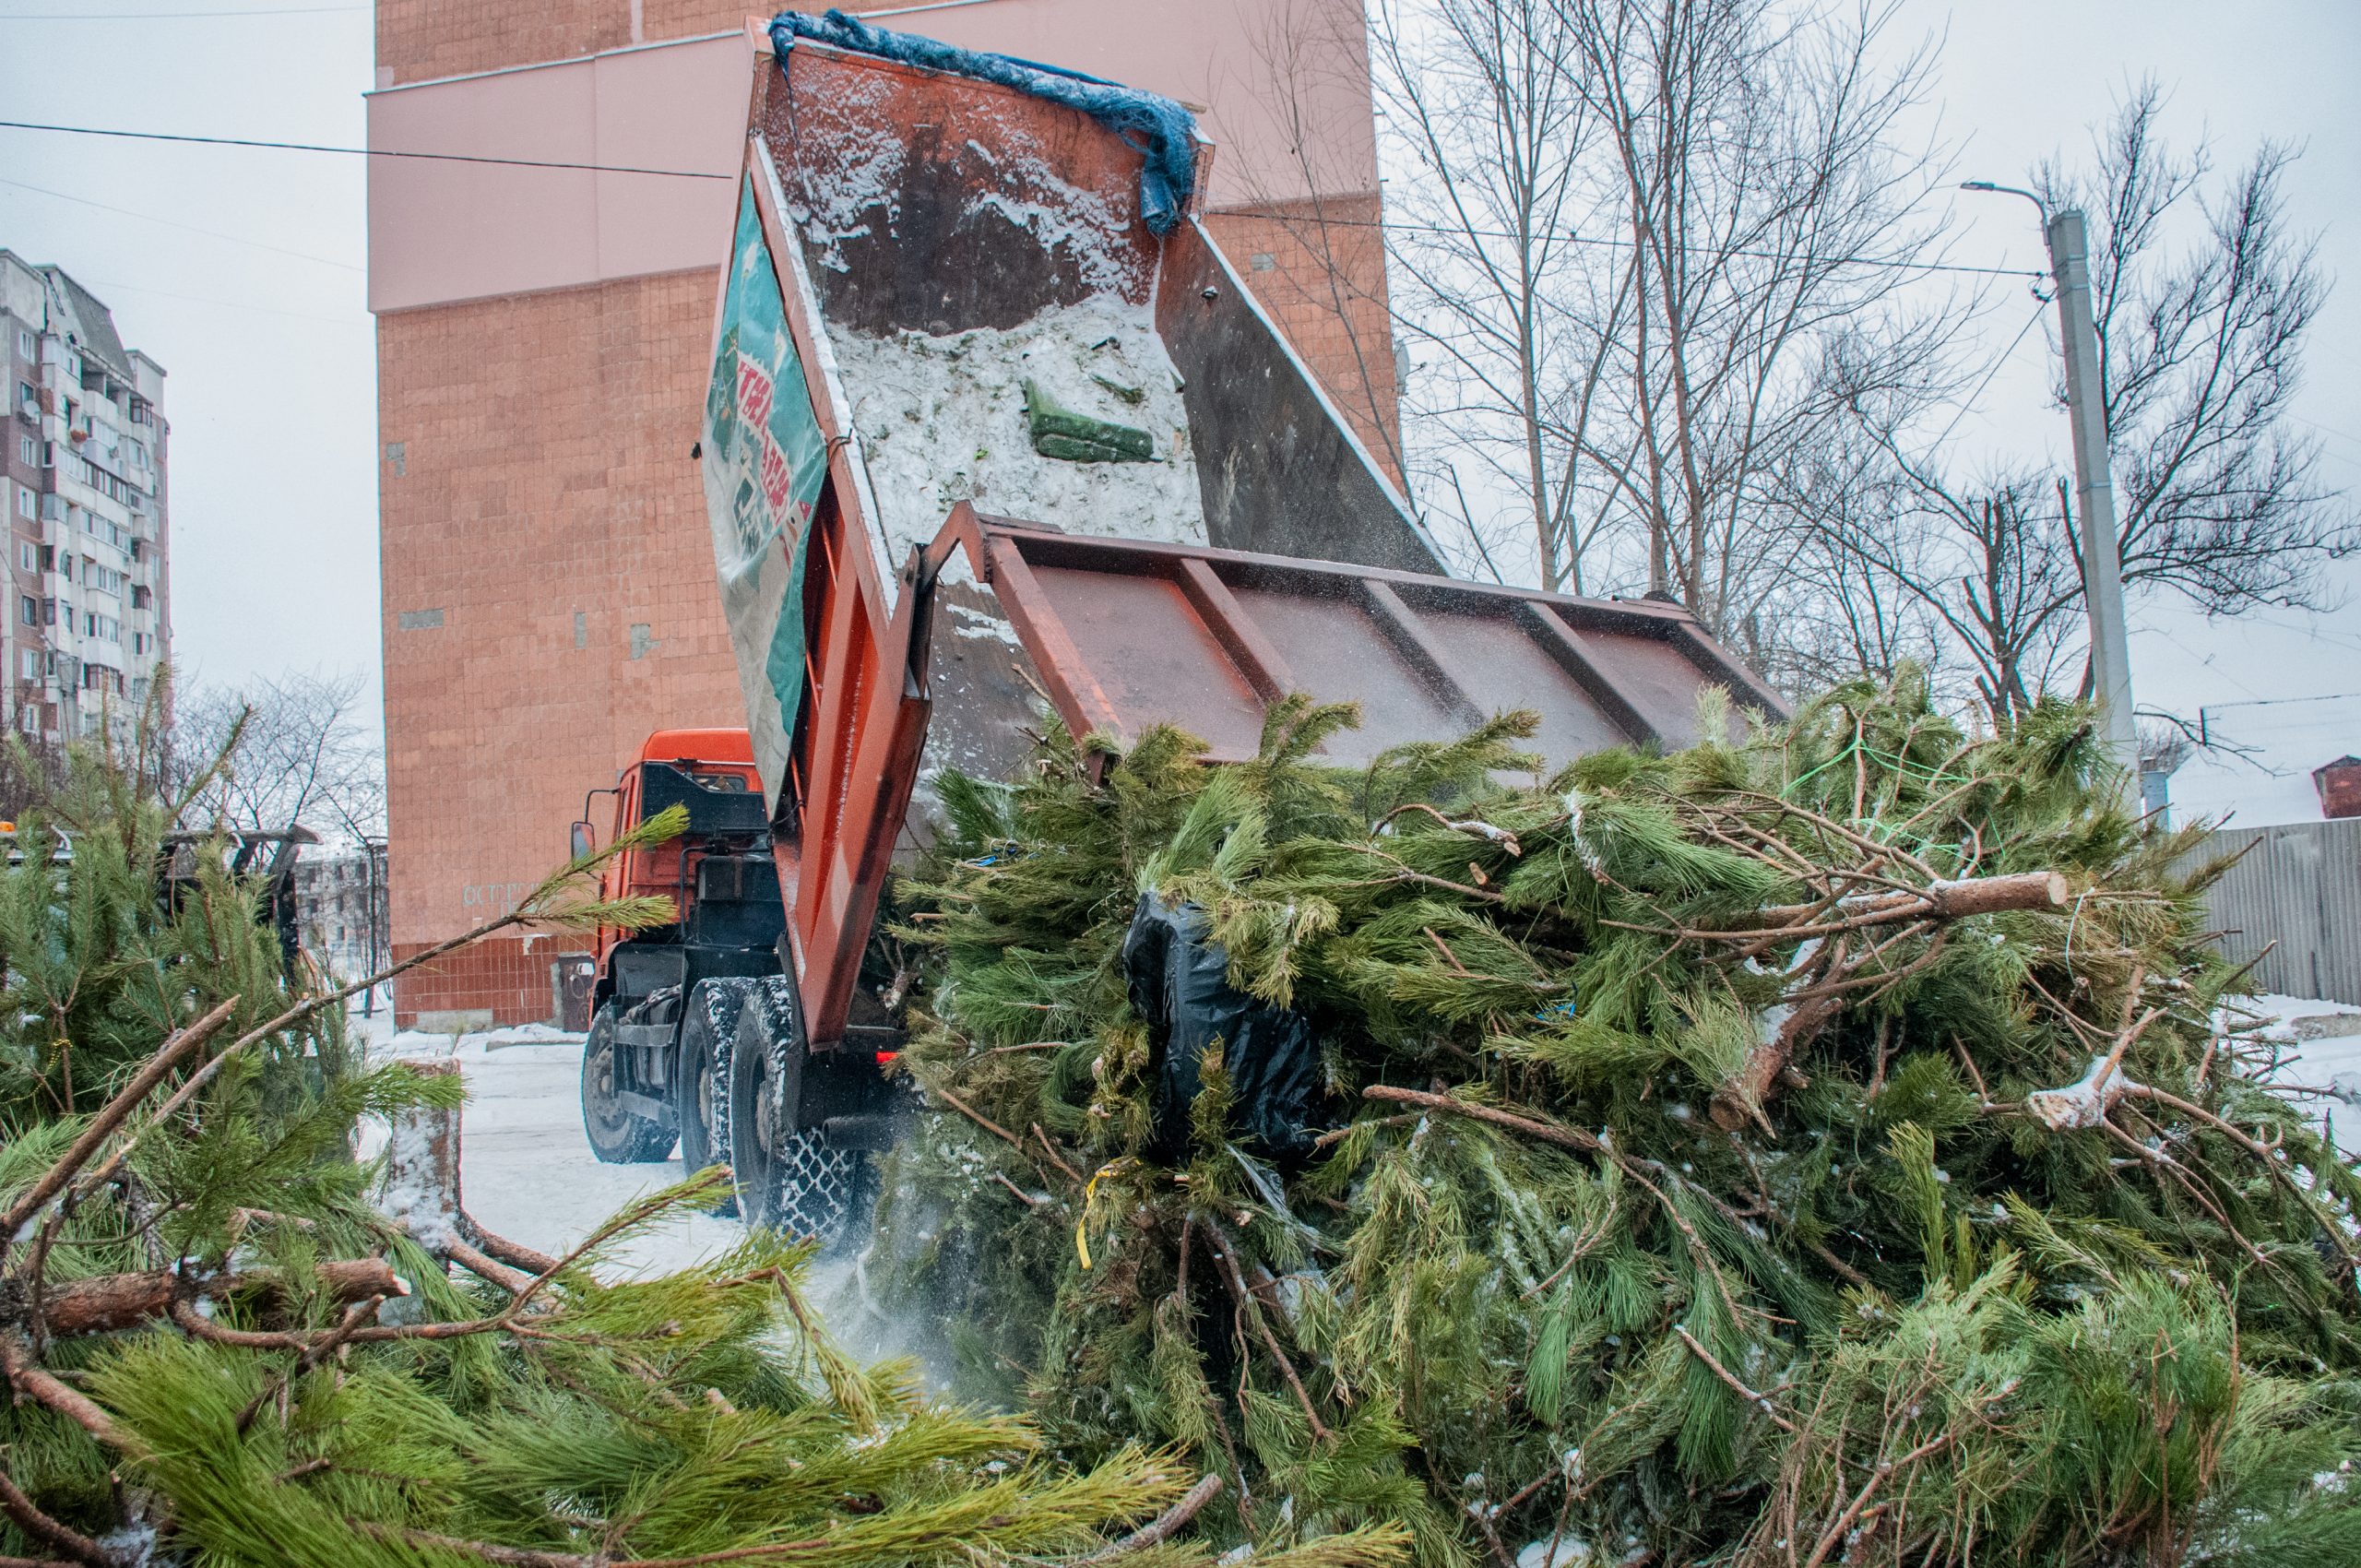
[0, 175, 364, 271]
[0, 6, 363, 18]
[0, 120, 734, 181]
[1216, 204, 2046, 280]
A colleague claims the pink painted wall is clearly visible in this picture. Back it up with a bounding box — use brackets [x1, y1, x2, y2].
[366, 1, 1381, 314]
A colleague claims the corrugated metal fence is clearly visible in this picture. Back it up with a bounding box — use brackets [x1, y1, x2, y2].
[2182, 817, 2361, 1005]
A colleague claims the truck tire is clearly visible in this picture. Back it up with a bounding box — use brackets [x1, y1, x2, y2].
[730, 976, 869, 1245]
[676, 979, 755, 1218]
[581, 1004, 675, 1164]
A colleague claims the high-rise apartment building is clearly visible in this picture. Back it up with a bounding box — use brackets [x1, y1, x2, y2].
[0, 252, 171, 743]
[369, 2, 1402, 1027]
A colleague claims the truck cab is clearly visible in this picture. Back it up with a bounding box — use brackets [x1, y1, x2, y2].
[572, 728, 894, 1239]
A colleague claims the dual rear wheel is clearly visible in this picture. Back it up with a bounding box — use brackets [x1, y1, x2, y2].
[670, 976, 868, 1243]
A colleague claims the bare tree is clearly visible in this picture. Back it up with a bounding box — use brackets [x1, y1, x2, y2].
[172, 670, 385, 845]
[1823, 86, 2355, 722]
[1362, 0, 1610, 588]
[1338, 0, 1964, 620]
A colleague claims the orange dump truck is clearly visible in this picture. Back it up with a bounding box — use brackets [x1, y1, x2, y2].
[570, 16, 1785, 1237]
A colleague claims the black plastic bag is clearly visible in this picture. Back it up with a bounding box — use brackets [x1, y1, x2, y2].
[1121, 892, 1322, 1163]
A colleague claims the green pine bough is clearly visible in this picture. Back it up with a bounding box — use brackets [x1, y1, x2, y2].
[871, 671, 2361, 1568]
[0, 719, 1404, 1568]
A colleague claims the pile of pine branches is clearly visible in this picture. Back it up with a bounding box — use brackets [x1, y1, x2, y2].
[868, 672, 2361, 1567]
[0, 731, 1400, 1568]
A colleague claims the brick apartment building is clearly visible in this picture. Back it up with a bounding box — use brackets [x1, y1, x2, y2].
[368, 1, 1403, 1027]
[0, 254, 171, 745]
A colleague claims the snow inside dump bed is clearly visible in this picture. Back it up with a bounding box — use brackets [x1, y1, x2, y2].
[827, 295, 1207, 561]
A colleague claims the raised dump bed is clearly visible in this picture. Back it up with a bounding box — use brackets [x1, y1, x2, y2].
[680, 15, 1779, 1075]
[569, 16, 1786, 1237]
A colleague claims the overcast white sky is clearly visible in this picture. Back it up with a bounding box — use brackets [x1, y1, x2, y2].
[0, 0, 2352, 824]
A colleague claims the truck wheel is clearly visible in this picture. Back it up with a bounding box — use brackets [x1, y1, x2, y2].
[676, 980, 753, 1218]
[729, 976, 869, 1245]
[581, 1004, 675, 1164]
[777, 1129, 869, 1248]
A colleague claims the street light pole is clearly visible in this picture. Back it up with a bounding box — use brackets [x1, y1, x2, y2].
[1963, 183, 2140, 781]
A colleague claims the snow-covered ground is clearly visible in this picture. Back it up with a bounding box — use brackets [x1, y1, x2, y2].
[2242, 992, 2361, 1158]
[354, 1013, 744, 1277]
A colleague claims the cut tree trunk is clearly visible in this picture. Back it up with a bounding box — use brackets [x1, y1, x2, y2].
[28, 1257, 407, 1338]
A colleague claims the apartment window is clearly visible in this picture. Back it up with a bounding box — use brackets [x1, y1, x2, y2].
[17, 541, 31, 572]
[15, 330, 30, 360]
[15, 381, 31, 410]
[17, 595, 32, 626]
[14, 486, 30, 519]
[17, 436, 31, 466]
[128, 395, 151, 427]
[40, 598, 53, 626]
[18, 649, 34, 680]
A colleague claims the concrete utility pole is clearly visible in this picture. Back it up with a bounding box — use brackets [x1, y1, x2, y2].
[2044, 208, 2140, 777]
[1963, 184, 2140, 779]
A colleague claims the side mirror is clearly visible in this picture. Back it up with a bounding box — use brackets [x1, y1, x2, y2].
[569, 822, 594, 861]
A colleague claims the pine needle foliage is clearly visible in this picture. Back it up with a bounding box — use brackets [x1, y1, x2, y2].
[871, 672, 2361, 1566]
[0, 729, 1372, 1568]
[0, 719, 350, 1126]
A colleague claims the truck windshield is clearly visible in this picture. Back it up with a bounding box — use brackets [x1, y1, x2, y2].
[638, 762, 768, 837]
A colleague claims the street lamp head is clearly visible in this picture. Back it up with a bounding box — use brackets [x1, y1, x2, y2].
[1960, 179, 2049, 225]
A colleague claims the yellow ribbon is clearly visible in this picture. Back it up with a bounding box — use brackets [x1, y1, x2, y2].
[1074, 1157, 1136, 1270]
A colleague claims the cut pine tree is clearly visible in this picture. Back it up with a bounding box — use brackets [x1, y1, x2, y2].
[870, 671, 2361, 1568]
[0, 714, 1406, 1568]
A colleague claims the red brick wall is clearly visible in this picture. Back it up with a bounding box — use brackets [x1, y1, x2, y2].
[392, 933, 594, 1027]
[1204, 191, 1404, 484]
[377, 2, 912, 86]
[378, 269, 743, 1026]
[374, 5, 1406, 1028]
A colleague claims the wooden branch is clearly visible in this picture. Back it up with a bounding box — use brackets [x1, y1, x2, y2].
[0, 997, 241, 1253]
[1709, 938, 1847, 1134]
[0, 1336, 135, 1454]
[1751, 871, 2066, 931]
[1361, 1085, 1602, 1154]
[236, 1293, 389, 1434]
[2124, 1082, 2361, 1266]
[1070, 1473, 1224, 1564]
[989, 1172, 1043, 1208]
[1202, 1218, 1330, 1443]
[1030, 1124, 1085, 1185]
[354, 1525, 596, 1568]
[32, 1257, 405, 1339]
[445, 1239, 533, 1295]
[1672, 1324, 1795, 1432]
[468, 1225, 562, 1278]
[1800, 1430, 1961, 1568]
[932, 1087, 1020, 1149]
[1619, 871, 2072, 950]
[0, 1468, 113, 1567]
